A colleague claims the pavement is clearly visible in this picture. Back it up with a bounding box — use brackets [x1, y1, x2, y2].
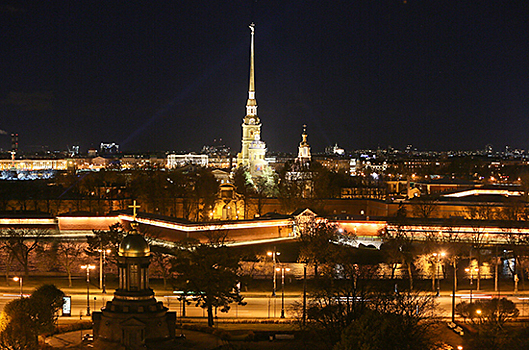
[45, 326, 304, 350]
[45, 328, 223, 350]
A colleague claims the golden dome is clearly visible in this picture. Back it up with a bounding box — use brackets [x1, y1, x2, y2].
[118, 234, 150, 257]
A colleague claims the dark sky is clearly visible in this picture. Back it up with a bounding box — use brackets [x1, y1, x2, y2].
[1, 1, 528, 154]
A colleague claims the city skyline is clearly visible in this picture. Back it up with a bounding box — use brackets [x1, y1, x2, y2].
[1, 1, 528, 154]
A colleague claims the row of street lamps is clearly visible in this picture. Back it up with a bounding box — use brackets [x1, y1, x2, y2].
[267, 249, 290, 318]
[8, 246, 503, 324]
[10, 247, 292, 319]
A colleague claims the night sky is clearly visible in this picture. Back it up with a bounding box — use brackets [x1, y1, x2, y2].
[1, 1, 528, 154]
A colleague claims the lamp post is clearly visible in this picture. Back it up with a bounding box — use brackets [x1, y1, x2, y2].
[433, 252, 446, 297]
[452, 259, 457, 323]
[465, 267, 479, 304]
[476, 309, 482, 339]
[267, 249, 280, 297]
[276, 267, 290, 318]
[98, 248, 111, 293]
[81, 264, 96, 316]
[13, 276, 22, 297]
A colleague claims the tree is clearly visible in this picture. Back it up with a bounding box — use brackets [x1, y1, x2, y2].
[0, 298, 38, 350]
[298, 218, 341, 278]
[46, 240, 86, 287]
[233, 166, 253, 219]
[381, 221, 417, 290]
[0, 285, 64, 350]
[150, 247, 174, 289]
[86, 223, 127, 267]
[464, 206, 496, 291]
[0, 229, 46, 277]
[171, 230, 245, 326]
[410, 197, 439, 218]
[457, 298, 522, 350]
[250, 167, 278, 217]
[498, 198, 529, 292]
[301, 247, 368, 345]
[193, 168, 220, 221]
[140, 226, 174, 289]
[30, 284, 65, 335]
[334, 291, 438, 350]
[456, 298, 519, 329]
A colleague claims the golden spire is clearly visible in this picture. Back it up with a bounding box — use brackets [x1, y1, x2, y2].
[246, 23, 257, 110]
[248, 23, 255, 96]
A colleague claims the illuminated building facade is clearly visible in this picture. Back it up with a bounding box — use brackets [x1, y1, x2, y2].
[167, 153, 208, 168]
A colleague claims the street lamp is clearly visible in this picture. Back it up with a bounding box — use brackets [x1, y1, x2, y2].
[267, 249, 280, 297]
[465, 267, 479, 304]
[13, 276, 22, 297]
[452, 258, 457, 323]
[98, 248, 111, 293]
[81, 264, 96, 316]
[432, 252, 446, 297]
[476, 309, 482, 339]
[276, 267, 290, 318]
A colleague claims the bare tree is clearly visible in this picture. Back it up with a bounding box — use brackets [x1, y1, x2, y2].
[49, 240, 86, 287]
[297, 217, 341, 278]
[170, 229, 244, 327]
[410, 197, 439, 218]
[381, 222, 417, 290]
[464, 205, 497, 290]
[0, 228, 47, 277]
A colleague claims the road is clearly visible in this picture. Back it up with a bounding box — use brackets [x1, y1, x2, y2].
[0, 291, 301, 320]
[2, 289, 529, 321]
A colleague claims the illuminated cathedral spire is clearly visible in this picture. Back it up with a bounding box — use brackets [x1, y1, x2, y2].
[237, 23, 267, 175]
[246, 23, 257, 116]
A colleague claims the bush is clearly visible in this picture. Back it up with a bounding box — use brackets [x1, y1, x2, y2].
[456, 298, 518, 328]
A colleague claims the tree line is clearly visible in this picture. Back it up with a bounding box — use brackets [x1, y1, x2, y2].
[0, 163, 380, 218]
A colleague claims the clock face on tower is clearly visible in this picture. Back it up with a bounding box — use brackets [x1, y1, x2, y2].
[249, 118, 255, 125]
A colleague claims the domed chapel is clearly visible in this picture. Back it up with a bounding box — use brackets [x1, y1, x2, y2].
[92, 227, 176, 348]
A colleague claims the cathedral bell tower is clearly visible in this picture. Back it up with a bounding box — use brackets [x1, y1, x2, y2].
[237, 23, 267, 175]
[297, 125, 311, 165]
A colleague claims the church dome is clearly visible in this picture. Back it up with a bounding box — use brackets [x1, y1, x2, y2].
[118, 234, 150, 257]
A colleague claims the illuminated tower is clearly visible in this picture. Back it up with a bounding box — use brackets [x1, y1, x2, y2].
[297, 125, 311, 164]
[237, 23, 267, 175]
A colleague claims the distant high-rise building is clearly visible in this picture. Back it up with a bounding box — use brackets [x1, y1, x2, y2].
[237, 23, 267, 176]
[100, 142, 119, 154]
[11, 133, 18, 152]
[68, 145, 80, 157]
